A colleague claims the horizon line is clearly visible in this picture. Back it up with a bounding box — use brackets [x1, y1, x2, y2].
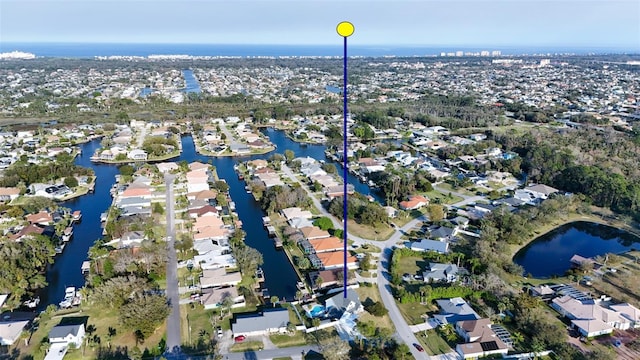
[1, 41, 637, 50]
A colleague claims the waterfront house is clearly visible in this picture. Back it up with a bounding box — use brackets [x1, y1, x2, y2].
[48, 323, 85, 347]
[200, 286, 245, 310]
[0, 320, 30, 345]
[127, 149, 148, 161]
[200, 268, 242, 288]
[26, 211, 53, 225]
[300, 226, 330, 241]
[281, 207, 313, 221]
[551, 295, 640, 337]
[317, 251, 358, 270]
[232, 308, 289, 337]
[309, 236, 344, 253]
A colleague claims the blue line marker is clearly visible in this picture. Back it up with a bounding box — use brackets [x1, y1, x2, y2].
[336, 21, 354, 298]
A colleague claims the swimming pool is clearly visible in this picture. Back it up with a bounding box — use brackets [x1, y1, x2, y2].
[309, 305, 326, 318]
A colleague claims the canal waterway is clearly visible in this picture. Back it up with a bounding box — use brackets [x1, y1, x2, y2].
[45, 129, 379, 306]
[43, 139, 120, 309]
[181, 69, 201, 93]
[513, 221, 640, 278]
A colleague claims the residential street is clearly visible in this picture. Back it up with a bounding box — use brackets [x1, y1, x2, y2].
[282, 164, 433, 358]
[164, 173, 182, 357]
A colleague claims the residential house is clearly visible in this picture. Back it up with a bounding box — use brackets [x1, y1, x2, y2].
[200, 287, 246, 310]
[300, 226, 330, 241]
[316, 251, 358, 270]
[48, 324, 85, 347]
[281, 207, 313, 221]
[0, 320, 30, 345]
[523, 184, 559, 200]
[232, 308, 289, 337]
[409, 239, 449, 254]
[455, 318, 509, 359]
[309, 236, 344, 253]
[200, 268, 242, 288]
[434, 297, 480, 325]
[423, 263, 463, 283]
[0, 187, 20, 202]
[26, 211, 53, 225]
[127, 149, 148, 160]
[399, 195, 429, 211]
[551, 295, 640, 337]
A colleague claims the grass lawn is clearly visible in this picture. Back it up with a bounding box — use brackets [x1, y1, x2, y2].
[269, 332, 307, 347]
[181, 304, 215, 346]
[396, 302, 434, 325]
[273, 357, 293, 360]
[422, 189, 464, 205]
[433, 183, 476, 197]
[416, 330, 452, 355]
[393, 255, 427, 278]
[353, 243, 381, 253]
[17, 304, 167, 360]
[347, 219, 394, 241]
[355, 286, 394, 331]
[229, 340, 263, 352]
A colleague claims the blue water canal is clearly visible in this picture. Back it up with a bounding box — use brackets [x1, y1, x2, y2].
[513, 221, 640, 278]
[44, 129, 379, 307]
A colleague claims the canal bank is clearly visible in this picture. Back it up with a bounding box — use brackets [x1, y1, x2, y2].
[44, 128, 380, 305]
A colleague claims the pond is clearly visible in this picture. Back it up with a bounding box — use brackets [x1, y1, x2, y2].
[513, 221, 640, 278]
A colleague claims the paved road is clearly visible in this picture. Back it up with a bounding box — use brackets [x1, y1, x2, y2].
[282, 164, 433, 357]
[164, 173, 182, 357]
[219, 122, 242, 149]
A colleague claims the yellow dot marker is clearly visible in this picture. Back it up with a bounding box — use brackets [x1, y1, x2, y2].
[336, 21, 355, 37]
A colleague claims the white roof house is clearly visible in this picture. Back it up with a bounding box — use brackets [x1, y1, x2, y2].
[0, 320, 29, 346]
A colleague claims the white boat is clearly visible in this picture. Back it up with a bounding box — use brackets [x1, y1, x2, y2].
[64, 287, 76, 298]
[24, 297, 40, 309]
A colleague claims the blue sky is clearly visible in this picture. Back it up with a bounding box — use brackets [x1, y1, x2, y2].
[1, 0, 638, 48]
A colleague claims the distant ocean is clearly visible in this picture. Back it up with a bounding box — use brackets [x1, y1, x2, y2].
[0, 43, 635, 58]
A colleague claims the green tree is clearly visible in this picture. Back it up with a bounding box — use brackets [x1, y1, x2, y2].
[120, 293, 170, 337]
[64, 176, 78, 188]
[313, 217, 334, 231]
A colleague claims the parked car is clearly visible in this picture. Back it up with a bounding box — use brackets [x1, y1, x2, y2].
[413, 343, 424, 352]
[234, 335, 246, 343]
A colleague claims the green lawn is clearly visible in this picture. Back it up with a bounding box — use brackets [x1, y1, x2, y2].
[396, 302, 434, 325]
[229, 340, 264, 352]
[416, 330, 452, 355]
[394, 256, 427, 277]
[422, 189, 464, 205]
[269, 332, 307, 347]
[181, 304, 215, 346]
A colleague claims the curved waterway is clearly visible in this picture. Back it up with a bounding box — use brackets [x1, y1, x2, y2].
[513, 221, 640, 278]
[44, 129, 379, 306]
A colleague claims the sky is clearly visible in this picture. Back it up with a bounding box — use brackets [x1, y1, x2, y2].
[0, 0, 639, 49]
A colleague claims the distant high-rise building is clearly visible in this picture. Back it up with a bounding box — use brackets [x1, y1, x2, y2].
[491, 50, 502, 56]
[455, 51, 464, 57]
[440, 52, 447, 57]
[540, 59, 551, 66]
[480, 51, 490, 57]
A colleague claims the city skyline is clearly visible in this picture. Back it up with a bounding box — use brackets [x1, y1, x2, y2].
[0, 0, 638, 49]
